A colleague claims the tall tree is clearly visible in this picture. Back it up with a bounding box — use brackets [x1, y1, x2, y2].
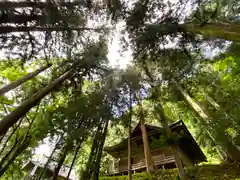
[92, 119, 109, 180]
[66, 142, 82, 180]
[36, 135, 63, 180]
[81, 121, 105, 180]
[128, 90, 133, 180]
[173, 81, 240, 161]
[142, 23, 240, 42]
[0, 69, 73, 136]
[0, 1, 89, 10]
[0, 64, 51, 95]
[137, 92, 155, 173]
[52, 139, 72, 180]
[149, 88, 187, 179]
[0, 26, 101, 34]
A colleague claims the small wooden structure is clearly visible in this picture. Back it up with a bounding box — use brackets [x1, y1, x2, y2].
[105, 120, 206, 175]
[23, 155, 77, 180]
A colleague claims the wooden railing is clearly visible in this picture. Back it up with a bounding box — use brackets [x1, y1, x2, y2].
[111, 155, 175, 174]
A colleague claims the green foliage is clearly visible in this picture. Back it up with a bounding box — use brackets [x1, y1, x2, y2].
[0, 0, 240, 179]
[100, 164, 240, 180]
[99, 172, 154, 180]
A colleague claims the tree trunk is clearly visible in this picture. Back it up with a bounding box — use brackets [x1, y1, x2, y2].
[0, 115, 36, 177]
[141, 62, 187, 179]
[92, 120, 109, 180]
[66, 132, 86, 180]
[0, 70, 73, 136]
[0, 14, 84, 25]
[37, 135, 63, 180]
[0, 26, 102, 34]
[173, 81, 240, 161]
[81, 122, 104, 180]
[182, 23, 240, 42]
[154, 104, 187, 180]
[128, 91, 133, 180]
[0, 137, 31, 177]
[0, 139, 20, 169]
[52, 140, 71, 180]
[0, 64, 51, 95]
[66, 143, 82, 180]
[0, 14, 46, 25]
[61, 118, 85, 180]
[82, 139, 98, 180]
[146, 22, 240, 42]
[173, 82, 211, 123]
[204, 94, 220, 111]
[137, 93, 155, 173]
[0, 117, 24, 157]
[140, 123, 155, 172]
[0, 1, 88, 10]
[204, 93, 233, 122]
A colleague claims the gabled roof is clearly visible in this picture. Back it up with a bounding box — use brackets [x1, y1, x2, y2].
[130, 122, 164, 138]
[105, 120, 206, 164]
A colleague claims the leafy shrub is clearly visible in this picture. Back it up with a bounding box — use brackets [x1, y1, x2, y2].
[100, 164, 240, 180]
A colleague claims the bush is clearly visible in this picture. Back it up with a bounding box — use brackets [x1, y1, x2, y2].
[100, 164, 240, 180]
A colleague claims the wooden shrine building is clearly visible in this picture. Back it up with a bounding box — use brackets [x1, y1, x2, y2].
[105, 120, 206, 175]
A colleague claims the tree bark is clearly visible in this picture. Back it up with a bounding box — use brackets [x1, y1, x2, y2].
[0, 113, 37, 177]
[182, 23, 240, 42]
[204, 93, 233, 121]
[66, 143, 82, 180]
[83, 141, 98, 179]
[141, 62, 187, 179]
[37, 135, 63, 180]
[0, 137, 31, 177]
[137, 93, 155, 173]
[0, 26, 102, 34]
[0, 1, 88, 10]
[82, 138, 98, 180]
[154, 104, 187, 180]
[0, 117, 24, 157]
[0, 14, 85, 25]
[81, 122, 104, 180]
[173, 81, 240, 161]
[128, 91, 133, 180]
[0, 64, 51, 96]
[0, 14, 45, 24]
[59, 117, 85, 180]
[204, 94, 221, 111]
[92, 120, 109, 180]
[146, 22, 240, 42]
[52, 140, 71, 180]
[0, 70, 73, 136]
[0, 139, 20, 169]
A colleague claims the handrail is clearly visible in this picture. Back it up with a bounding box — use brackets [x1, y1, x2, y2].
[111, 155, 175, 174]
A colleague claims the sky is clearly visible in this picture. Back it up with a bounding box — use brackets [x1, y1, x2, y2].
[34, 21, 133, 156]
[107, 22, 132, 69]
